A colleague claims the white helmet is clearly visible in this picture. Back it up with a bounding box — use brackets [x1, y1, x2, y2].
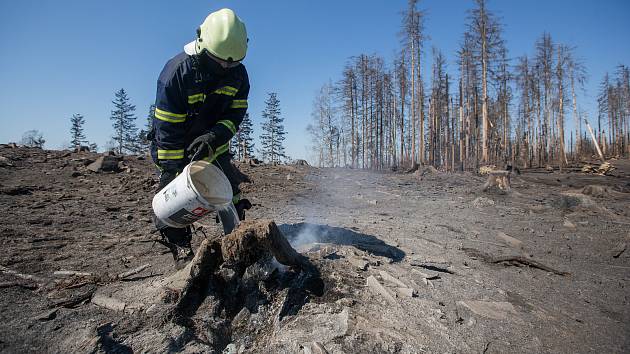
[184, 8, 248, 63]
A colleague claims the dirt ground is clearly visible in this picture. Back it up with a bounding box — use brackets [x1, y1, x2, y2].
[0, 145, 628, 353]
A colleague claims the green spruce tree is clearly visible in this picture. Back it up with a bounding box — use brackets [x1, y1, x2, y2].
[109, 88, 138, 154]
[259, 92, 287, 164]
[70, 113, 87, 148]
[231, 113, 255, 160]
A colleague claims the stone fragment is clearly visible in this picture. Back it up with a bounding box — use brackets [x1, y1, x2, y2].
[0, 156, 12, 167]
[563, 219, 576, 229]
[496, 232, 523, 249]
[456, 300, 516, 320]
[366, 275, 397, 305]
[87, 155, 120, 173]
[277, 308, 349, 345]
[582, 185, 610, 197]
[91, 294, 127, 311]
[304, 342, 329, 354]
[554, 192, 596, 210]
[379, 270, 407, 288]
[612, 242, 626, 258]
[33, 308, 58, 321]
[396, 287, 417, 298]
[348, 257, 369, 271]
[472, 196, 495, 208]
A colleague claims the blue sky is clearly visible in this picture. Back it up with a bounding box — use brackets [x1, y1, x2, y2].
[1, 0, 629, 161]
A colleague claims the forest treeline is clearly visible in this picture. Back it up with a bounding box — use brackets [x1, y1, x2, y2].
[21, 89, 287, 164]
[308, 0, 630, 170]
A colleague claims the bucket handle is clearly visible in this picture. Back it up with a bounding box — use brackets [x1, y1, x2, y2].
[188, 145, 229, 183]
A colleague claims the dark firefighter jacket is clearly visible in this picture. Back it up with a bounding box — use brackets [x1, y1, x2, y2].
[150, 51, 249, 172]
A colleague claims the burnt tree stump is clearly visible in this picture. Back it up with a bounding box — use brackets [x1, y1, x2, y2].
[222, 219, 309, 271]
[482, 170, 512, 192]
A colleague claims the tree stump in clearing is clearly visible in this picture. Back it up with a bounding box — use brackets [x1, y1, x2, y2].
[172, 219, 310, 311]
[482, 170, 512, 192]
[222, 219, 309, 272]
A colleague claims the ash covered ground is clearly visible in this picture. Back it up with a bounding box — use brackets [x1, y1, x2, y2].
[0, 145, 629, 353]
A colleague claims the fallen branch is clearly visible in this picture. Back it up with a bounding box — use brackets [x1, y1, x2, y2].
[0, 280, 38, 290]
[52, 288, 96, 308]
[54, 270, 93, 277]
[0, 265, 46, 284]
[491, 256, 569, 276]
[117, 264, 150, 280]
[584, 119, 605, 163]
[462, 248, 569, 276]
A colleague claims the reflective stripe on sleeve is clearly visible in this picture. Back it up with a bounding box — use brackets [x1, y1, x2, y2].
[217, 120, 237, 135]
[188, 93, 206, 104]
[155, 108, 186, 123]
[230, 99, 248, 109]
[157, 149, 185, 160]
[204, 143, 230, 163]
[212, 86, 238, 96]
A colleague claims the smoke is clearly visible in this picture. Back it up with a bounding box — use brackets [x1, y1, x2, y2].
[288, 223, 332, 248]
[290, 223, 319, 247]
[285, 168, 369, 248]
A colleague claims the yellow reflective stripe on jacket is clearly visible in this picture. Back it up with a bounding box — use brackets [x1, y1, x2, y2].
[217, 120, 237, 135]
[187, 93, 206, 104]
[204, 143, 230, 163]
[230, 99, 248, 109]
[212, 86, 238, 96]
[157, 149, 185, 160]
[155, 108, 186, 123]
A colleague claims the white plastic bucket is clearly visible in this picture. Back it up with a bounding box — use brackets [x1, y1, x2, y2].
[152, 161, 233, 228]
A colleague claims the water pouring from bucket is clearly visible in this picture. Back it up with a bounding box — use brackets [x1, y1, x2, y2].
[152, 160, 240, 233]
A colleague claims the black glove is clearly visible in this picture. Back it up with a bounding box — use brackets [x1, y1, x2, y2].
[187, 132, 216, 160]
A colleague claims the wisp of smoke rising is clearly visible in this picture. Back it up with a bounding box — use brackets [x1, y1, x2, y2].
[289, 223, 330, 248]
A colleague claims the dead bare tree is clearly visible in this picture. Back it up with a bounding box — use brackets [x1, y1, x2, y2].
[467, 0, 504, 164]
[566, 49, 587, 159]
[308, 1, 625, 171]
[400, 0, 426, 167]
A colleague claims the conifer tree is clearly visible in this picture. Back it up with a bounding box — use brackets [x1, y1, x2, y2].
[109, 88, 138, 154]
[232, 113, 255, 160]
[136, 104, 155, 154]
[259, 92, 287, 164]
[70, 113, 86, 148]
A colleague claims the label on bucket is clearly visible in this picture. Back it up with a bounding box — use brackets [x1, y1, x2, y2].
[168, 207, 208, 225]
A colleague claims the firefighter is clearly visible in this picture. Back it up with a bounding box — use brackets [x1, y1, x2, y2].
[149, 8, 252, 262]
